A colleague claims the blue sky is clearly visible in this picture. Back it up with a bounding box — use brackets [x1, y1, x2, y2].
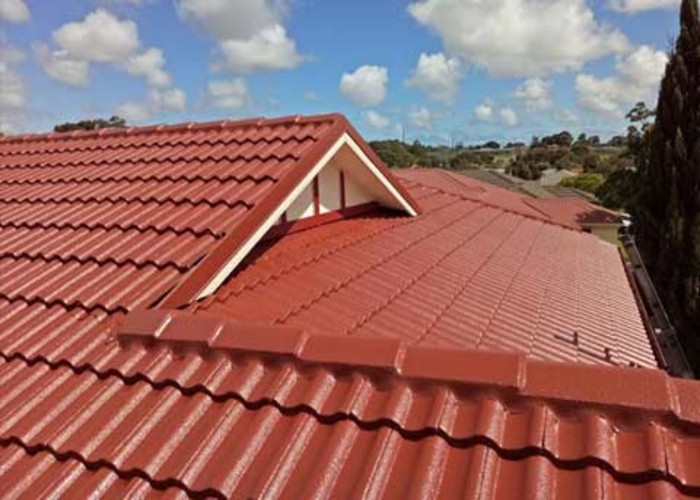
[0, 0, 683, 144]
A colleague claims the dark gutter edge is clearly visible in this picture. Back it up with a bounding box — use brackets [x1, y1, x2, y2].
[620, 233, 694, 379]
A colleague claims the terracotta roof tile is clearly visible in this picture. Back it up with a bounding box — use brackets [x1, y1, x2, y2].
[1, 324, 699, 497]
[525, 197, 622, 229]
[0, 114, 697, 497]
[197, 175, 655, 369]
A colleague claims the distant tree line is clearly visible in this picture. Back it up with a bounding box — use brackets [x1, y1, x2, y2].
[53, 116, 127, 133]
[370, 128, 629, 177]
[508, 133, 629, 181]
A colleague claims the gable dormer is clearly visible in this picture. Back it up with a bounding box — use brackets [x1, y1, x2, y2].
[280, 132, 418, 225]
[160, 115, 420, 306]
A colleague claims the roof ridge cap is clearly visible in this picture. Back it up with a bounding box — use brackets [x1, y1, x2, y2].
[117, 308, 700, 425]
[0, 113, 345, 145]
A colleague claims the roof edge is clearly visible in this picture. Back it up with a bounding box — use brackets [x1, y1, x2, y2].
[0, 113, 343, 145]
[118, 308, 700, 427]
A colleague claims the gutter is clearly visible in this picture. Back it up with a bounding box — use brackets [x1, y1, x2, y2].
[621, 233, 694, 378]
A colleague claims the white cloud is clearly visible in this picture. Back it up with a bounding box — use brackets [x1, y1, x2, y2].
[406, 52, 462, 104]
[0, 42, 27, 133]
[362, 110, 391, 131]
[0, 65, 24, 111]
[177, 0, 288, 40]
[576, 45, 667, 117]
[408, 0, 629, 78]
[40, 10, 172, 88]
[149, 88, 187, 112]
[116, 86, 187, 123]
[500, 107, 518, 127]
[474, 102, 493, 121]
[617, 45, 669, 88]
[34, 43, 90, 87]
[0, 0, 30, 23]
[609, 0, 679, 13]
[303, 91, 318, 102]
[53, 9, 140, 63]
[177, 0, 303, 75]
[515, 77, 553, 111]
[576, 75, 623, 116]
[555, 108, 580, 125]
[95, 0, 154, 4]
[116, 100, 152, 123]
[206, 78, 251, 109]
[219, 24, 303, 73]
[408, 107, 437, 129]
[340, 65, 388, 107]
[121, 48, 171, 87]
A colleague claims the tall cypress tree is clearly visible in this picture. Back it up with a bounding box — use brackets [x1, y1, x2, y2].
[635, 0, 700, 340]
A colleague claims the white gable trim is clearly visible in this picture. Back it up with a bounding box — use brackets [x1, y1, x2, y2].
[343, 135, 418, 217]
[197, 133, 416, 299]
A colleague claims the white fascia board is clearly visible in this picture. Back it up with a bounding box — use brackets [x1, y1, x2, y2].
[197, 133, 416, 299]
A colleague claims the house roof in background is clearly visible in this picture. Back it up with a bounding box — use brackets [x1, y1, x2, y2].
[542, 184, 599, 201]
[458, 168, 600, 203]
[538, 167, 577, 186]
[454, 168, 526, 192]
[0, 115, 698, 498]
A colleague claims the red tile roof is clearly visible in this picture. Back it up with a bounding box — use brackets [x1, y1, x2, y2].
[525, 197, 622, 229]
[0, 113, 419, 311]
[196, 169, 655, 369]
[1, 115, 698, 498]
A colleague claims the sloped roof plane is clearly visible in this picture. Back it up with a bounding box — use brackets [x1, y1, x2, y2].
[1, 114, 700, 498]
[525, 197, 622, 229]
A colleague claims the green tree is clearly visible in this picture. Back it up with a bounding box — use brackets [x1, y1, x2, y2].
[626, 101, 656, 123]
[54, 116, 127, 133]
[560, 173, 605, 193]
[596, 169, 638, 209]
[634, 0, 700, 364]
[540, 131, 573, 147]
[450, 151, 495, 170]
[608, 135, 627, 147]
[583, 153, 602, 173]
[595, 104, 652, 209]
[369, 140, 416, 168]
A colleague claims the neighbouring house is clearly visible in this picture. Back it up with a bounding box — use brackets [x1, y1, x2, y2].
[519, 180, 599, 201]
[525, 197, 624, 244]
[537, 167, 577, 186]
[456, 167, 526, 191]
[0, 113, 698, 498]
[461, 168, 599, 202]
[458, 170, 620, 243]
